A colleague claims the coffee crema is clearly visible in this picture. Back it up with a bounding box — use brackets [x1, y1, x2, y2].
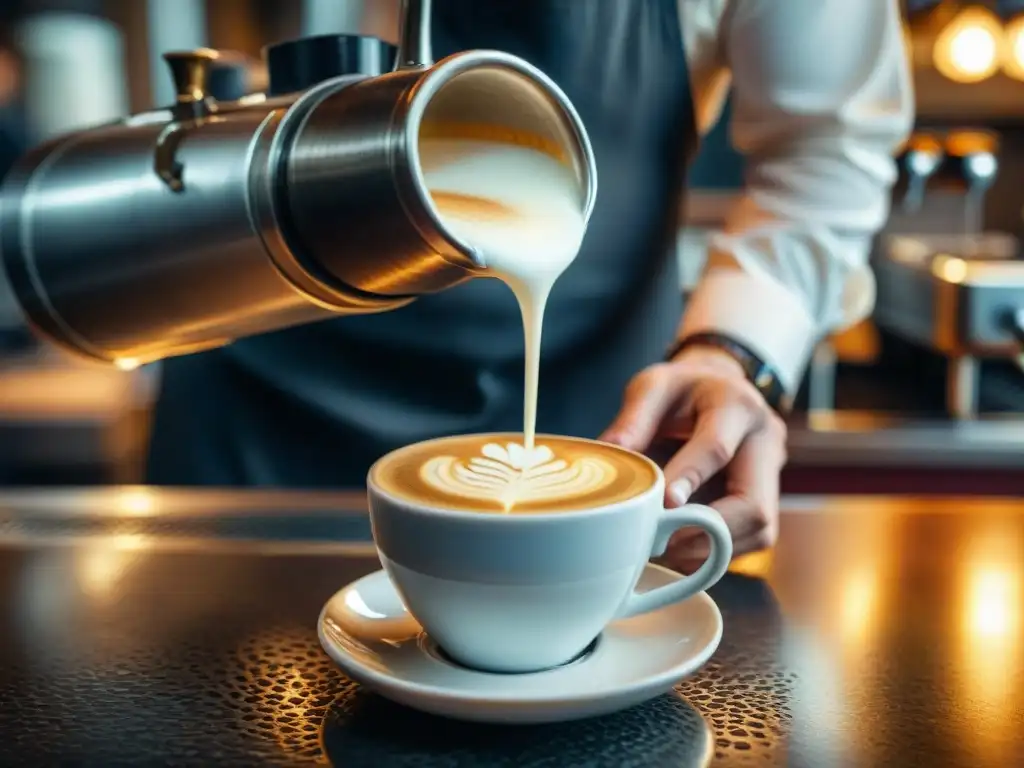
[371, 434, 658, 513]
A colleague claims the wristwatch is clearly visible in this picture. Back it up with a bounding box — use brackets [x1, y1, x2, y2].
[665, 332, 794, 415]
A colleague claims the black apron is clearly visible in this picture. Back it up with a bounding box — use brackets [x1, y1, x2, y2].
[146, 0, 698, 487]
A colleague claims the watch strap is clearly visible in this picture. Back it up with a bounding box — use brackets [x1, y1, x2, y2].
[666, 332, 794, 414]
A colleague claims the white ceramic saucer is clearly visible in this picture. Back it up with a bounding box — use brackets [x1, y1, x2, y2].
[317, 563, 723, 724]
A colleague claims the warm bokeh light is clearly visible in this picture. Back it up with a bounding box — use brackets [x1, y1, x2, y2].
[945, 129, 999, 160]
[966, 567, 1018, 639]
[116, 487, 157, 516]
[729, 548, 774, 578]
[933, 6, 1004, 83]
[1003, 15, 1024, 80]
[932, 254, 969, 283]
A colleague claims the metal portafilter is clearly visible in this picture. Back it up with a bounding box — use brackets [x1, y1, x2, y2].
[899, 132, 944, 213]
[949, 133, 999, 186]
[943, 130, 999, 242]
[0, 0, 597, 370]
[897, 129, 999, 256]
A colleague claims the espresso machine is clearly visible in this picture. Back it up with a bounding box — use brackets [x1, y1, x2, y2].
[0, 0, 597, 370]
[873, 129, 1024, 418]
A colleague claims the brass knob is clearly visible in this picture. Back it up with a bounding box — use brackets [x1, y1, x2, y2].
[163, 48, 221, 105]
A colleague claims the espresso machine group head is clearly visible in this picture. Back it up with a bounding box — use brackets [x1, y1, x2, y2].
[877, 129, 1024, 418]
[898, 130, 999, 216]
[0, 0, 597, 370]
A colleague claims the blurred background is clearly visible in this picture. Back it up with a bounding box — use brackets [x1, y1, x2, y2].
[0, 0, 1022, 491]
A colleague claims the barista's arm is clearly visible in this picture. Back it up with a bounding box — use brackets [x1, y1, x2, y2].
[605, 0, 913, 563]
[677, 0, 914, 396]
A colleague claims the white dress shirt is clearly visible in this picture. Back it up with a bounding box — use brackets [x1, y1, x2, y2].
[677, 0, 914, 392]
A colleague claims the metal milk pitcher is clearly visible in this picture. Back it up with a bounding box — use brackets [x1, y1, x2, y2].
[0, 0, 596, 369]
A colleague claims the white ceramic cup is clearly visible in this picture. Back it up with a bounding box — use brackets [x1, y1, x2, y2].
[367, 436, 732, 674]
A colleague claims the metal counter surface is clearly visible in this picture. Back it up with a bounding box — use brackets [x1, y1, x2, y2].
[0, 488, 1021, 767]
[786, 412, 1024, 469]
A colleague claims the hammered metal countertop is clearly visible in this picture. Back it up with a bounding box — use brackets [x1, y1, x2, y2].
[0, 488, 1021, 767]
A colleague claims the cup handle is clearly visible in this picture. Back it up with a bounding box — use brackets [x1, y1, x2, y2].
[616, 503, 732, 619]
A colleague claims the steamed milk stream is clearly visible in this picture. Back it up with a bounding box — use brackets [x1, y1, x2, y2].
[399, 135, 623, 513]
[421, 135, 585, 457]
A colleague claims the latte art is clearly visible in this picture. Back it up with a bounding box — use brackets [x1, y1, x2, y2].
[372, 434, 657, 514]
[421, 442, 618, 511]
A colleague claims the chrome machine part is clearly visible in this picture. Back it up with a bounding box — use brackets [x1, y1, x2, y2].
[282, 50, 597, 298]
[900, 132, 943, 213]
[0, 0, 597, 370]
[874, 234, 1024, 419]
[876, 129, 1018, 418]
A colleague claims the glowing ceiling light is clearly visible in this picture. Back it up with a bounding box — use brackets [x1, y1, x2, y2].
[1003, 14, 1024, 80]
[933, 6, 1005, 83]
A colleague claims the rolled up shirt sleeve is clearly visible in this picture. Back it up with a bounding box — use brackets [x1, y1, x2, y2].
[678, 0, 914, 393]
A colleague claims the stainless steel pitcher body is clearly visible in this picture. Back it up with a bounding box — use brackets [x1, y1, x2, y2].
[1, 95, 333, 368]
[0, 0, 596, 369]
[279, 50, 595, 298]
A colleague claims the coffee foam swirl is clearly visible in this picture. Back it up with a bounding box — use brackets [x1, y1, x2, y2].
[372, 434, 657, 514]
[420, 441, 618, 512]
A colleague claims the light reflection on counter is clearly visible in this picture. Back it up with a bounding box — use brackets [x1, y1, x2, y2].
[75, 533, 152, 600]
[955, 526, 1023, 765]
[774, 500, 896, 767]
[72, 487, 159, 601]
[835, 508, 893, 767]
[966, 566, 1019, 640]
[115, 487, 158, 516]
[235, 628, 322, 756]
[838, 567, 882, 652]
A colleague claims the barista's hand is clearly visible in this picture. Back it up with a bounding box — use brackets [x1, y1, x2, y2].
[599, 346, 787, 572]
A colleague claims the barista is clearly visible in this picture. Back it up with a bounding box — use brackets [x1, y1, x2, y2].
[147, 0, 912, 571]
